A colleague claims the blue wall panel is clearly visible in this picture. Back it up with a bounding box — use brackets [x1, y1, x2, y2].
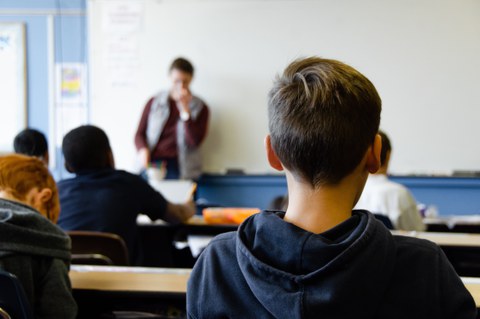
[0, 0, 85, 10]
[197, 174, 480, 216]
[55, 15, 87, 63]
[0, 0, 87, 176]
[391, 176, 480, 215]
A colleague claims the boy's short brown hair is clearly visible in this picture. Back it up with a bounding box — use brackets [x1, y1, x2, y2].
[268, 57, 381, 186]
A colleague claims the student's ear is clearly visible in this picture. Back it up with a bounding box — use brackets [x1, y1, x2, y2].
[64, 162, 74, 173]
[366, 134, 382, 174]
[33, 188, 53, 220]
[38, 188, 53, 203]
[265, 135, 283, 171]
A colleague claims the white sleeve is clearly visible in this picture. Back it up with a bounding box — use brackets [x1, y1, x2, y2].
[396, 189, 426, 231]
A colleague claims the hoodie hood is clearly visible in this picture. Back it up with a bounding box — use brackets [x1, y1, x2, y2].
[0, 199, 71, 261]
[236, 210, 396, 318]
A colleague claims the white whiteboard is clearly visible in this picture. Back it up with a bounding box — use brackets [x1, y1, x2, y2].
[88, 0, 480, 175]
[0, 23, 26, 152]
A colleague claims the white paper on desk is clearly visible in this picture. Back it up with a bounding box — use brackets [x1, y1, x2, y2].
[187, 235, 214, 258]
[137, 214, 167, 225]
[149, 180, 195, 204]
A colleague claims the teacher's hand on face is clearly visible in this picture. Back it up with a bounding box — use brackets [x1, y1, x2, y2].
[173, 88, 192, 114]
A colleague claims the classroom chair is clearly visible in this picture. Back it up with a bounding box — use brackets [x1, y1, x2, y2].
[68, 231, 130, 266]
[0, 269, 33, 319]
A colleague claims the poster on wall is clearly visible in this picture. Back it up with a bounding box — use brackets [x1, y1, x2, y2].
[56, 63, 87, 105]
[54, 63, 88, 147]
[0, 23, 26, 152]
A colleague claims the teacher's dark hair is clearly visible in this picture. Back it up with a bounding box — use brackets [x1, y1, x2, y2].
[170, 57, 194, 76]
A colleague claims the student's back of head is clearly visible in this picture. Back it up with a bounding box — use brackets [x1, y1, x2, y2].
[0, 154, 59, 223]
[268, 57, 381, 187]
[63, 125, 113, 173]
[13, 128, 49, 165]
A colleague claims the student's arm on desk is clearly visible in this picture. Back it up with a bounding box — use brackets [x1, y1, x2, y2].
[163, 200, 196, 223]
[140, 178, 195, 223]
[161, 182, 197, 223]
[136, 200, 195, 225]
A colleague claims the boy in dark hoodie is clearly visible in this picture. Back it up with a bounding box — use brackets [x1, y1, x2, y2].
[187, 57, 476, 318]
[0, 154, 77, 318]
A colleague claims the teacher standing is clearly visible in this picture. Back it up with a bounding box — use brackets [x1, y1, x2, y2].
[135, 58, 209, 180]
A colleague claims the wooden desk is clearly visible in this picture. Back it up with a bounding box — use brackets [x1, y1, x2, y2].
[70, 265, 190, 293]
[138, 214, 480, 276]
[393, 231, 480, 247]
[137, 215, 236, 268]
[393, 231, 480, 277]
[70, 265, 190, 318]
[462, 277, 480, 308]
[138, 214, 237, 234]
[425, 215, 480, 226]
[425, 215, 480, 233]
[70, 265, 480, 312]
[187, 220, 480, 247]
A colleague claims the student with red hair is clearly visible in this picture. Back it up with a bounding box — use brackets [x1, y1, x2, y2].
[0, 154, 77, 319]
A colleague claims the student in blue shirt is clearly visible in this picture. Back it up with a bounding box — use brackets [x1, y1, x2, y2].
[57, 125, 195, 265]
[187, 57, 476, 318]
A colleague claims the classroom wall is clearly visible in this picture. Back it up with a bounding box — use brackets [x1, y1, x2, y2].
[4, 0, 479, 177]
[0, 0, 87, 178]
[88, 0, 480, 176]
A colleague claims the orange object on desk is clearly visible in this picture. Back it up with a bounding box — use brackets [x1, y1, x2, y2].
[202, 207, 261, 225]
